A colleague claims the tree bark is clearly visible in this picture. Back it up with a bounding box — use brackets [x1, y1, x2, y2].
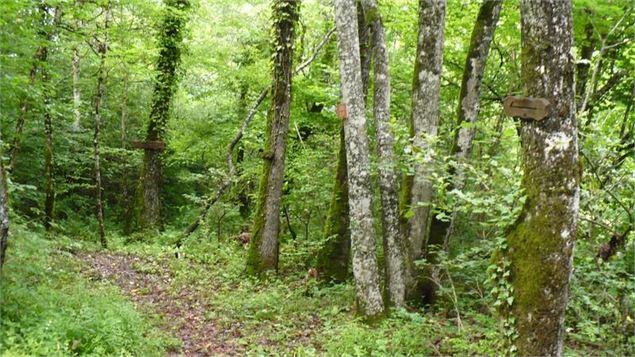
[423, 0, 502, 304]
[92, 1, 112, 249]
[42, 6, 63, 232]
[316, 1, 370, 283]
[507, 1, 579, 355]
[72, 47, 82, 131]
[0, 133, 9, 272]
[316, 127, 351, 282]
[361, 0, 406, 307]
[137, 0, 190, 230]
[400, 0, 446, 300]
[246, 0, 299, 274]
[333, 0, 384, 318]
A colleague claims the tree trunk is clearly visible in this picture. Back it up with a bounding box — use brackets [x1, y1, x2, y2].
[507, 1, 579, 355]
[333, 0, 384, 318]
[316, 127, 351, 282]
[316, 0, 370, 283]
[120, 72, 134, 234]
[0, 133, 9, 271]
[9, 54, 39, 173]
[400, 0, 446, 301]
[42, 6, 63, 232]
[423, 0, 502, 304]
[361, 0, 406, 307]
[246, 0, 299, 274]
[92, 1, 112, 249]
[137, 0, 190, 230]
[72, 47, 82, 131]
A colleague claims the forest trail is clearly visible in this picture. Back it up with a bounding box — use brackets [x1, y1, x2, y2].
[79, 252, 243, 356]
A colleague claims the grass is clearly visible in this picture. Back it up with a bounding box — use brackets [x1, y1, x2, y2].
[0, 224, 176, 357]
[1, 224, 632, 356]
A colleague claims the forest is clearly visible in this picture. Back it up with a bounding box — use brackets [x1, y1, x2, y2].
[0, 0, 633, 355]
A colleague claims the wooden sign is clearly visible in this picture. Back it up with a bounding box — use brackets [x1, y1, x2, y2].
[130, 140, 166, 151]
[503, 96, 551, 121]
[336, 103, 347, 120]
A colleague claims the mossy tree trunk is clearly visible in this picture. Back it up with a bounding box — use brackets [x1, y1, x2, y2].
[315, 0, 370, 283]
[361, 0, 406, 307]
[137, 0, 190, 231]
[91, 1, 112, 249]
[334, 0, 384, 318]
[508, 0, 579, 355]
[423, 0, 502, 305]
[316, 128, 350, 282]
[400, 0, 446, 302]
[0, 132, 9, 271]
[246, 0, 299, 274]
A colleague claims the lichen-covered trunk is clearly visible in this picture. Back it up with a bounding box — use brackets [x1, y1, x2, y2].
[401, 0, 445, 300]
[334, 0, 384, 318]
[423, 0, 501, 304]
[137, 0, 190, 231]
[92, 2, 111, 249]
[508, 1, 579, 355]
[361, 0, 406, 307]
[0, 133, 9, 271]
[316, 0, 370, 283]
[72, 47, 82, 131]
[246, 0, 299, 274]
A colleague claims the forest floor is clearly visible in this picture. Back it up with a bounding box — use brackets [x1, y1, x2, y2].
[78, 249, 324, 356]
[80, 252, 238, 356]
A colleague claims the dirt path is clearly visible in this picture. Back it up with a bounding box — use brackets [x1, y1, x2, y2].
[79, 252, 242, 356]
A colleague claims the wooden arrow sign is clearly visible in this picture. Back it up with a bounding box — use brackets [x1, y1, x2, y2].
[336, 103, 347, 120]
[130, 140, 166, 151]
[503, 96, 551, 121]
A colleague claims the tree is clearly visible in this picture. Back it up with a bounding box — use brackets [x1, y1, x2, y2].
[506, 0, 579, 355]
[400, 0, 446, 301]
[42, 5, 63, 232]
[333, 0, 384, 318]
[423, 0, 502, 304]
[0, 132, 9, 271]
[136, 0, 190, 230]
[91, 0, 112, 248]
[246, 0, 300, 274]
[361, 0, 406, 306]
[315, 0, 370, 283]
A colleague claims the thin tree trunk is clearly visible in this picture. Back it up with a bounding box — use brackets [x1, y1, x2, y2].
[42, 6, 63, 232]
[72, 47, 82, 131]
[507, 1, 579, 355]
[400, 0, 446, 301]
[0, 132, 9, 271]
[92, 1, 112, 249]
[361, 0, 406, 307]
[9, 54, 40, 173]
[120, 72, 134, 234]
[246, 0, 299, 274]
[423, 0, 502, 304]
[316, 1, 370, 283]
[334, 0, 384, 318]
[137, 0, 190, 230]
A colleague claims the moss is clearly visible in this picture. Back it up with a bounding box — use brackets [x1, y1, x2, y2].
[315, 127, 351, 282]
